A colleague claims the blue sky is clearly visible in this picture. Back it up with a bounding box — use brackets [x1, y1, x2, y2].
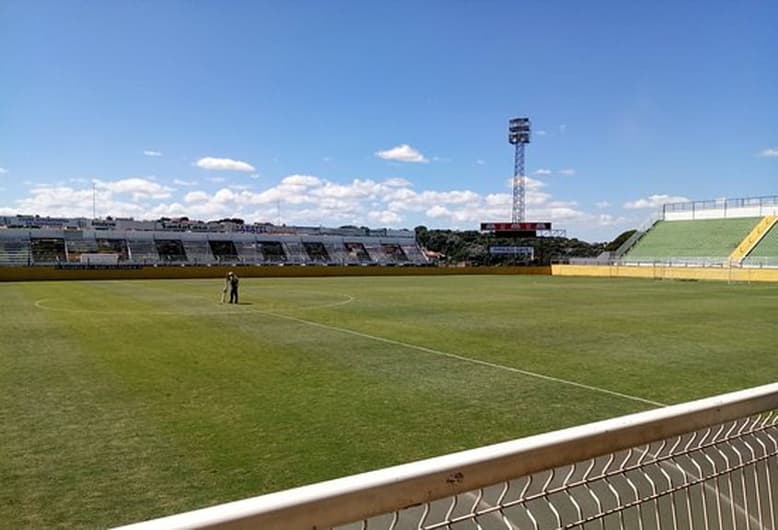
[1, 1, 776, 241]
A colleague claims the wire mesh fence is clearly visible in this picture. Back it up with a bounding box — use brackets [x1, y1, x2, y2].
[115, 384, 778, 530]
[339, 412, 777, 530]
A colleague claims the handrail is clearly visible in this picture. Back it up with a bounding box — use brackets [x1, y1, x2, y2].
[114, 383, 778, 530]
[614, 212, 663, 257]
[663, 194, 778, 213]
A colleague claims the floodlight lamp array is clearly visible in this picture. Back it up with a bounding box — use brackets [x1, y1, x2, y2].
[508, 117, 531, 144]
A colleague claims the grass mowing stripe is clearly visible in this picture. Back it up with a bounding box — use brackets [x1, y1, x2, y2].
[0, 283, 230, 529]
[245, 306, 668, 408]
[6, 276, 776, 528]
[115, 279, 667, 408]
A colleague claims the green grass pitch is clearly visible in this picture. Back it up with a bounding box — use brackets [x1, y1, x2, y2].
[1, 275, 776, 528]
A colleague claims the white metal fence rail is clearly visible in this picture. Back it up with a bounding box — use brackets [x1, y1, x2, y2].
[115, 384, 778, 530]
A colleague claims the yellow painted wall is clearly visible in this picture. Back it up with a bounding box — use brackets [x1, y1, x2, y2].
[0, 265, 551, 282]
[3, 264, 775, 283]
[552, 264, 778, 283]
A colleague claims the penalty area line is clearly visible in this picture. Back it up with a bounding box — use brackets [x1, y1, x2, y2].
[252, 309, 667, 408]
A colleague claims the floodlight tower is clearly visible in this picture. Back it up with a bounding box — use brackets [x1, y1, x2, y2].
[508, 117, 531, 222]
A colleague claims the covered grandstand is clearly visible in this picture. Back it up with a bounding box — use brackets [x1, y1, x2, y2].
[0, 216, 428, 267]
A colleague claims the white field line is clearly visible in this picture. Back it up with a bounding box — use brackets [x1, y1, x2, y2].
[34, 286, 665, 407]
[32, 294, 355, 315]
[249, 307, 667, 408]
[33, 298, 247, 316]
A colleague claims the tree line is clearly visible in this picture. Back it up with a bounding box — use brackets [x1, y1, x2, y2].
[414, 226, 634, 265]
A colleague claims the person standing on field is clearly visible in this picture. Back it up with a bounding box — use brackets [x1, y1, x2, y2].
[226, 271, 240, 304]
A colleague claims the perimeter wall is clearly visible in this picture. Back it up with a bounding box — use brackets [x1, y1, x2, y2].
[0, 265, 551, 282]
[4, 264, 778, 282]
[552, 264, 778, 282]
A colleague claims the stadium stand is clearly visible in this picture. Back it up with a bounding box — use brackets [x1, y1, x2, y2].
[400, 243, 425, 262]
[155, 240, 188, 262]
[302, 241, 330, 263]
[382, 243, 409, 263]
[258, 241, 287, 263]
[743, 222, 778, 268]
[31, 238, 66, 263]
[96, 238, 129, 261]
[179, 234, 215, 264]
[209, 240, 240, 263]
[126, 235, 160, 263]
[64, 232, 98, 262]
[280, 239, 308, 264]
[0, 235, 31, 265]
[0, 216, 429, 267]
[624, 218, 760, 259]
[321, 238, 354, 264]
[748, 223, 778, 257]
[344, 242, 372, 263]
[729, 216, 777, 262]
[233, 235, 260, 263]
[361, 240, 387, 263]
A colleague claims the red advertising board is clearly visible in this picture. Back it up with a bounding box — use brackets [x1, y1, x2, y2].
[480, 222, 552, 231]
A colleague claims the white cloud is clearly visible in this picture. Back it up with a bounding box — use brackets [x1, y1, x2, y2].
[0, 172, 626, 239]
[368, 210, 402, 224]
[374, 144, 429, 163]
[7, 185, 146, 219]
[184, 191, 209, 203]
[558, 168, 576, 176]
[504, 176, 546, 191]
[95, 178, 173, 200]
[195, 156, 256, 172]
[386, 189, 480, 213]
[207, 177, 226, 183]
[249, 173, 260, 179]
[595, 201, 611, 209]
[759, 147, 778, 157]
[384, 177, 412, 187]
[597, 214, 627, 226]
[475, 159, 486, 166]
[173, 179, 197, 186]
[281, 174, 321, 187]
[143, 150, 162, 157]
[426, 205, 451, 218]
[624, 194, 689, 209]
[212, 188, 238, 204]
[0, 168, 7, 174]
[485, 193, 510, 207]
[316, 181, 375, 200]
[534, 169, 552, 176]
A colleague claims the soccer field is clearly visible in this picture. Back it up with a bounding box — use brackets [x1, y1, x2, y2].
[1, 275, 776, 528]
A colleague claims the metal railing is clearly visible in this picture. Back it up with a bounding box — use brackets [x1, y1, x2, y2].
[742, 257, 778, 269]
[663, 195, 778, 215]
[115, 383, 778, 530]
[565, 257, 778, 270]
[614, 212, 662, 258]
[616, 257, 778, 270]
[616, 257, 733, 268]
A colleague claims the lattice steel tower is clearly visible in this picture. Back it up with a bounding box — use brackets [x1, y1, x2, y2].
[508, 117, 531, 222]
